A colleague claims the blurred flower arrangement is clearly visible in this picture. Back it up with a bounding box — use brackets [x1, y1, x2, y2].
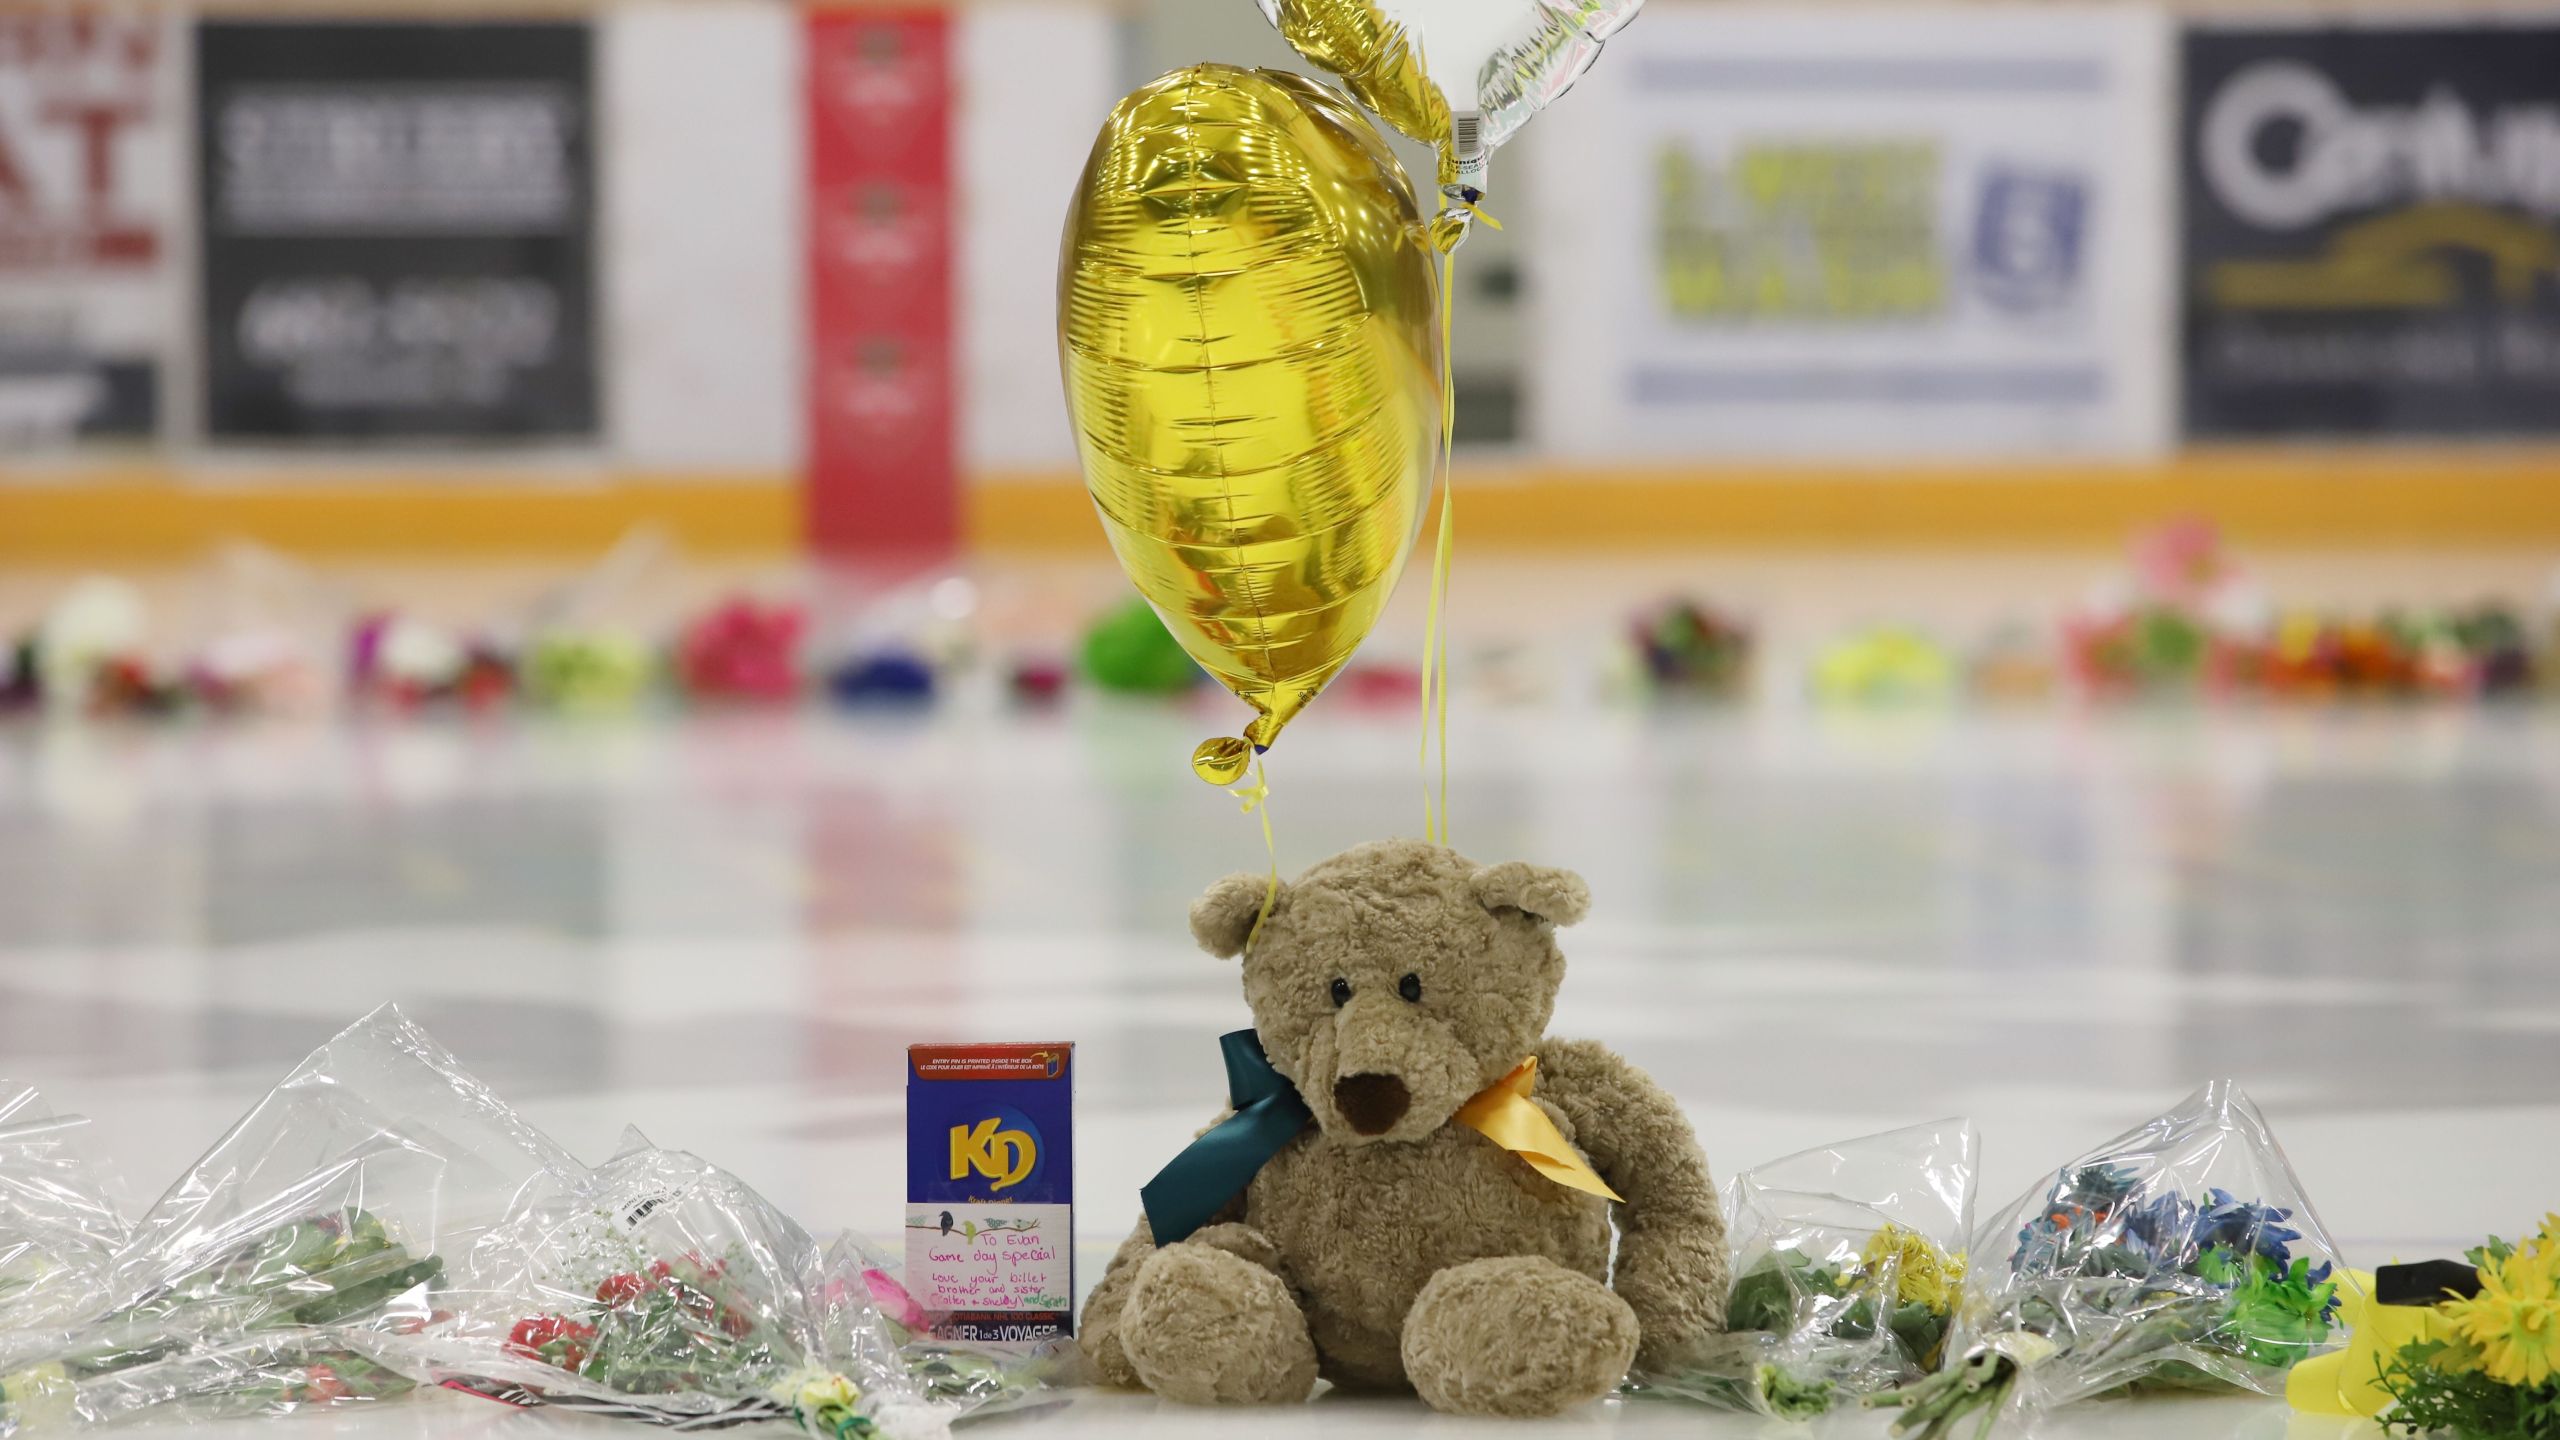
[2378, 1216, 2560, 1440]
[1630, 599, 1753, 697]
[349, 614, 513, 711]
[5, 523, 2556, 727]
[1814, 627, 1957, 705]
[675, 598, 807, 703]
[2062, 518, 2264, 698]
[2060, 520, 2544, 701]
[1078, 598, 1200, 695]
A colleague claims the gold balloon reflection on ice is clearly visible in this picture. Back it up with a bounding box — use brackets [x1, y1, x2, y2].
[1059, 65, 1444, 776]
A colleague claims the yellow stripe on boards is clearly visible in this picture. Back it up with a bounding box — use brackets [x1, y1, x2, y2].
[971, 451, 2560, 550]
[0, 471, 798, 560]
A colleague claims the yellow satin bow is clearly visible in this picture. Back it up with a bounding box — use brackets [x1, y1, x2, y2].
[1454, 1057, 1623, 1202]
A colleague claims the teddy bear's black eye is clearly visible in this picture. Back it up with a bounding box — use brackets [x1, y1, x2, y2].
[1329, 978, 1352, 1008]
[1398, 973, 1422, 1003]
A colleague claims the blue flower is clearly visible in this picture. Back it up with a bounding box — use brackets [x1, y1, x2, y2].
[2189, 1188, 2303, 1267]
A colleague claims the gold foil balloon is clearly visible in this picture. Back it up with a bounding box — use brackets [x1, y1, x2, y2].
[1254, 0, 1644, 193]
[1059, 65, 1444, 783]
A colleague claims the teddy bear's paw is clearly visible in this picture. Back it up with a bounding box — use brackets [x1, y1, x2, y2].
[1180, 1222, 1284, 1273]
[1121, 1243, 1319, 1405]
[1402, 1256, 1639, 1418]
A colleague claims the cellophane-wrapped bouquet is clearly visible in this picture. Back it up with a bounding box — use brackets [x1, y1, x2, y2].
[1630, 1118, 1976, 1420]
[1874, 1082, 2347, 1439]
[371, 1133, 1043, 1440]
[0, 1087, 130, 1333]
[0, 1007, 579, 1437]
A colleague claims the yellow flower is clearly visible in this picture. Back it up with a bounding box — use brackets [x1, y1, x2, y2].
[1858, 1224, 1968, 1313]
[788, 1371, 863, 1414]
[2443, 1243, 2560, 1388]
[1, 1362, 77, 1431]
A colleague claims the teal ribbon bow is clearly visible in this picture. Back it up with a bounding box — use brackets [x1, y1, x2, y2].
[1140, 1029, 1312, 1245]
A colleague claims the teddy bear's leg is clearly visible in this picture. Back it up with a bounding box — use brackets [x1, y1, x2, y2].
[1401, 1256, 1639, 1418]
[1118, 1238, 1319, 1405]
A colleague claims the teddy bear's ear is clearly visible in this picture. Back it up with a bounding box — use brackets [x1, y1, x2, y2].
[1191, 872, 1279, 959]
[1471, 860, 1591, 928]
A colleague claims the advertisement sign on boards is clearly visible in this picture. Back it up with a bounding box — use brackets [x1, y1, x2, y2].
[1527, 7, 2174, 461]
[0, 8, 176, 449]
[197, 21, 597, 442]
[2183, 23, 2560, 437]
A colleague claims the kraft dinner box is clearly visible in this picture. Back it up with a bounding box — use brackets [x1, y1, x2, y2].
[904, 1043, 1073, 1343]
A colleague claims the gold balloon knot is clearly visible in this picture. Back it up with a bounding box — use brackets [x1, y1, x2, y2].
[1192, 737, 1254, 786]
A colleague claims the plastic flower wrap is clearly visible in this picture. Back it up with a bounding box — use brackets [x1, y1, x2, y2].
[1873, 1083, 2346, 1439]
[1631, 1119, 1976, 1419]
[0, 1007, 580, 1437]
[518, 529, 680, 714]
[0, 1087, 130, 1331]
[374, 1135, 1044, 1440]
[179, 545, 342, 717]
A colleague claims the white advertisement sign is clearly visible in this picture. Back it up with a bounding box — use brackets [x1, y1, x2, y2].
[0, 8, 177, 450]
[1526, 5, 2173, 461]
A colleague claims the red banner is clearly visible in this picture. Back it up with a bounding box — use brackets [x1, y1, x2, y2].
[804, 9, 954, 554]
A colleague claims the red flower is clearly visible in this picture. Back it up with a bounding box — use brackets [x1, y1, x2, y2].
[507, 1315, 598, 1368]
[301, 1364, 352, 1403]
[595, 1271, 650, 1308]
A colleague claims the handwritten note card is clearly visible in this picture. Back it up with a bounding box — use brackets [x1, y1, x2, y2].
[905, 1202, 1072, 1312]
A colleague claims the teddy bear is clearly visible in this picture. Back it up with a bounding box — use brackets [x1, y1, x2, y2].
[1079, 838, 1729, 1417]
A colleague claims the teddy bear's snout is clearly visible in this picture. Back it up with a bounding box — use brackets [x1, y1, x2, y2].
[1331, 1073, 1411, 1135]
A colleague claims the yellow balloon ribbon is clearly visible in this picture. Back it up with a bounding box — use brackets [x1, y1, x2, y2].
[1416, 198, 1494, 846]
[1231, 754, 1280, 952]
[1060, 65, 1446, 782]
[1454, 1057, 1624, 1202]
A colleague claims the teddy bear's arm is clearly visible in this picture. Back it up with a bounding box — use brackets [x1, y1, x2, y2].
[1533, 1036, 1730, 1372]
[1079, 1214, 1164, 1388]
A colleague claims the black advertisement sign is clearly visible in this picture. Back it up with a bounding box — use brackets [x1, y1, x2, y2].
[2183, 25, 2560, 436]
[197, 21, 595, 441]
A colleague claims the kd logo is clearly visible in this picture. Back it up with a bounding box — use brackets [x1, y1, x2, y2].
[948, 1118, 1036, 1192]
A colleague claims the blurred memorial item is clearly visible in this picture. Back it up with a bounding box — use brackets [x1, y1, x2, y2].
[2183, 23, 2560, 436]
[196, 21, 595, 441]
